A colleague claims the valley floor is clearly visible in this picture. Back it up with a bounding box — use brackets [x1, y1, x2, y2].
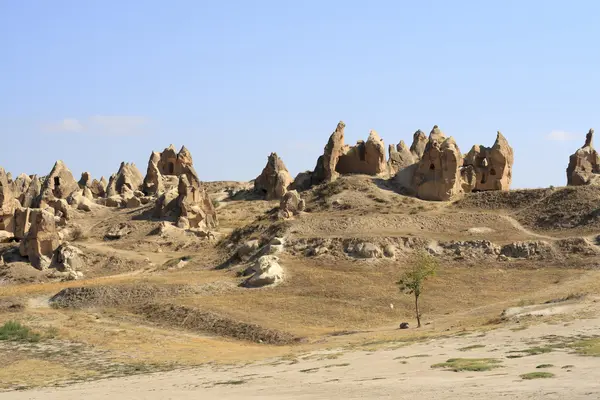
[5, 305, 600, 400]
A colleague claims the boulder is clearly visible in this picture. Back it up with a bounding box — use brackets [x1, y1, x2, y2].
[567, 129, 600, 186]
[290, 171, 313, 192]
[336, 130, 386, 175]
[412, 126, 464, 201]
[254, 153, 292, 200]
[348, 242, 383, 258]
[19, 208, 61, 269]
[105, 196, 125, 208]
[463, 132, 514, 191]
[50, 243, 84, 279]
[126, 196, 141, 208]
[242, 255, 284, 288]
[36, 161, 80, 207]
[279, 190, 305, 218]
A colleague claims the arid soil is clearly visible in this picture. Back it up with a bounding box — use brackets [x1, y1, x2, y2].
[2, 176, 600, 398]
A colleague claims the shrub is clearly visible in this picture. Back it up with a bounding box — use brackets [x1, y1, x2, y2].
[0, 321, 41, 342]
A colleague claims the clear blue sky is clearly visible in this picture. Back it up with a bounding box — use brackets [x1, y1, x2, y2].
[1, 0, 599, 188]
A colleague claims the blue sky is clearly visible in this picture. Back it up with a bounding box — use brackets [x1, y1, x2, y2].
[1, 0, 599, 188]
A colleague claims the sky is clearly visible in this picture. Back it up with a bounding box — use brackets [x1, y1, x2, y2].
[1, 0, 599, 189]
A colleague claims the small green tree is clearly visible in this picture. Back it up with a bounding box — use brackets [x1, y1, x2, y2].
[397, 251, 438, 328]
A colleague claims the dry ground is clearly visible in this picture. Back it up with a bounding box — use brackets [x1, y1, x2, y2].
[2, 176, 600, 397]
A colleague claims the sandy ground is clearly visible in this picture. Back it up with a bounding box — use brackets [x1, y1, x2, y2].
[5, 309, 600, 400]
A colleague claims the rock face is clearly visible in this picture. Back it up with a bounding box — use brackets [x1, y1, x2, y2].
[567, 129, 600, 186]
[106, 162, 143, 197]
[243, 255, 284, 287]
[0, 168, 18, 233]
[21, 176, 41, 208]
[313, 121, 346, 183]
[90, 177, 107, 198]
[388, 140, 417, 175]
[254, 153, 292, 200]
[463, 132, 514, 191]
[412, 126, 464, 201]
[51, 243, 84, 280]
[78, 172, 92, 189]
[336, 130, 386, 175]
[19, 208, 61, 269]
[410, 130, 428, 159]
[36, 161, 80, 207]
[142, 152, 164, 195]
[279, 190, 305, 218]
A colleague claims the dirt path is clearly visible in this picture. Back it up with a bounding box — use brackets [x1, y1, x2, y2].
[5, 303, 600, 400]
[500, 215, 558, 240]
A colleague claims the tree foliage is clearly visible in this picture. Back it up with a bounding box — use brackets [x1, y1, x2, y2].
[397, 250, 438, 327]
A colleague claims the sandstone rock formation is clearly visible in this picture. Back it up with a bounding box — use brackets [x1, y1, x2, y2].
[106, 162, 143, 197]
[412, 126, 464, 201]
[313, 121, 346, 183]
[142, 152, 164, 195]
[21, 176, 41, 208]
[0, 168, 19, 233]
[567, 129, 600, 186]
[50, 243, 85, 280]
[463, 132, 514, 191]
[13, 207, 31, 240]
[254, 153, 292, 200]
[336, 130, 386, 175]
[78, 172, 92, 188]
[90, 177, 107, 198]
[19, 208, 61, 269]
[410, 130, 428, 159]
[388, 140, 417, 175]
[36, 161, 80, 207]
[279, 190, 305, 218]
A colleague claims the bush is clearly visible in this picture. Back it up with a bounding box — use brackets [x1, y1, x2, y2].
[0, 321, 41, 342]
[520, 372, 555, 380]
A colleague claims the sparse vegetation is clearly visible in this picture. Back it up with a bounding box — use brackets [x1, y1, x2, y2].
[520, 372, 555, 380]
[0, 321, 41, 342]
[431, 358, 502, 372]
[397, 251, 438, 328]
[570, 338, 600, 357]
[536, 364, 554, 369]
[458, 344, 486, 352]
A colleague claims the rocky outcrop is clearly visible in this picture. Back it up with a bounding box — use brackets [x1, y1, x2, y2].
[142, 152, 164, 195]
[90, 177, 107, 198]
[410, 130, 428, 159]
[106, 162, 143, 198]
[336, 130, 386, 176]
[388, 140, 417, 175]
[463, 132, 514, 191]
[78, 172, 92, 189]
[50, 243, 84, 280]
[313, 121, 346, 184]
[279, 190, 305, 218]
[567, 129, 600, 186]
[242, 255, 284, 288]
[19, 208, 61, 269]
[254, 153, 292, 200]
[412, 126, 464, 201]
[21, 176, 41, 208]
[36, 161, 79, 207]
[0, 168, 18, 233]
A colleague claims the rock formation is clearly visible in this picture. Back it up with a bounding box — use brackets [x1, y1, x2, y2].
[410, 130, 428, 159]
[254, 153, 292, 200]
[242, 255, 284, 288]
[142, 152, 164, 195]
[36, 161, 80, 207]
[388, 140, 417, 175]
[78, 172, 92, 189]
[313, 121, 346, 183]
[89, 177, 107, 198]
[411, 126, 464, 201]
[279, 190, 305, 218]
[567, 129, 600, 186]
[463, 132, 514, 191]
[336, 130, 386, 175]
[106, 162, 143, 197]
[0, 168, 19, 234]
[19, 208, 61, 269]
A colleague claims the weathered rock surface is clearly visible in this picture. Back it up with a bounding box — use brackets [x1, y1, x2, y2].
[78, 172, 92, 188]
[90, 177, 107, 198]
[336, 130, 387, 176]
[105, 223, 132, 240]
[0, 168, 19, 233]
[254, 153, 292, 200]
[388, 140, 417, 175]
[412, 126, 464, 201]
[142, 152, 164, 195]
[19, 208, 61, 269]
[242, 255, 284, 288]
[106, 162, 143, 197]
[50, 243, 84, 280]
[463, 132, 514, 191]
[567, 129, 600, 186]
[313, 121, 346, 183]
[279, 190, 305, 218]
[36, 161, 80, 207]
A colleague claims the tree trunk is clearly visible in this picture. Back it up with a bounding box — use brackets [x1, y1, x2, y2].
[415, 294, 421, 328]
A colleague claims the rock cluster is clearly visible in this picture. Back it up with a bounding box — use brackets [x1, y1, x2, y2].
[463, 132, 514, 192]
[567, 129, 600, 186]
[254, 153, 292, 200]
